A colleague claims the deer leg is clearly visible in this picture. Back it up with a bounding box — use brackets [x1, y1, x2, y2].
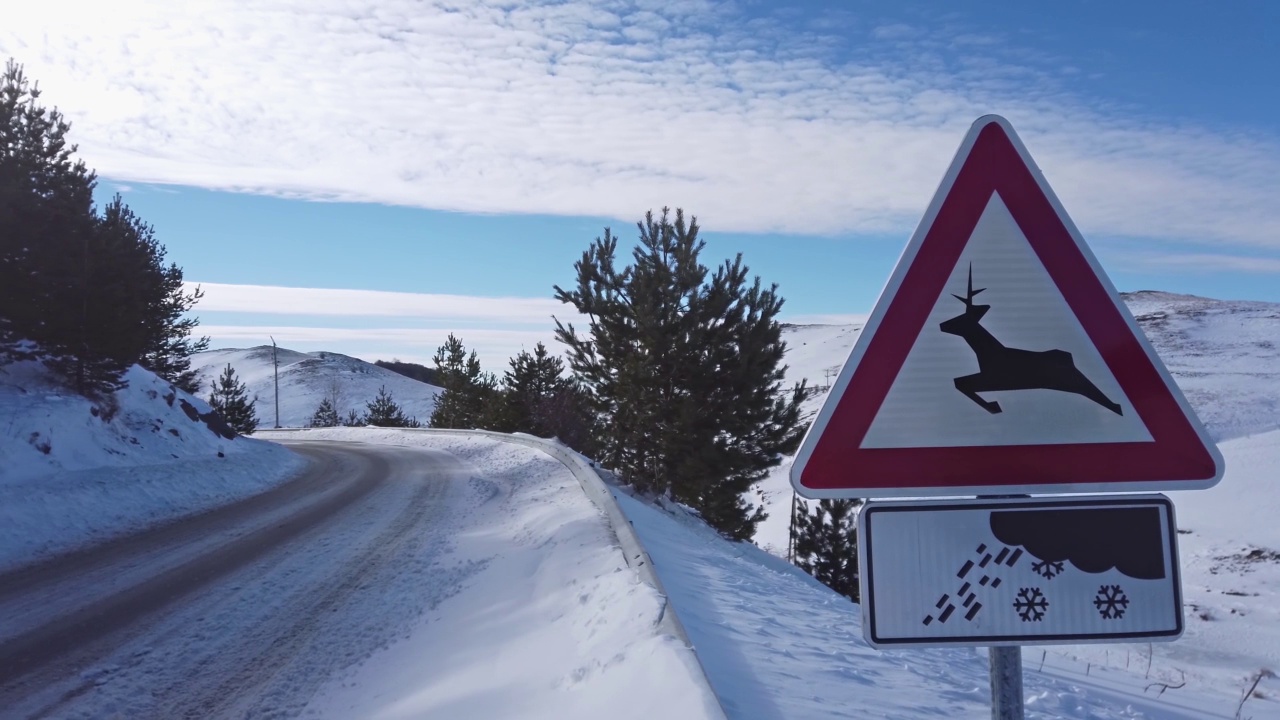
[954, 374, 1002, 414]
[1069, 374, 1124, 416]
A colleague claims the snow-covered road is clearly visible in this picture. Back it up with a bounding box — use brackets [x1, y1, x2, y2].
[0, 440, 477, 718]
[0, 431, 721, 720]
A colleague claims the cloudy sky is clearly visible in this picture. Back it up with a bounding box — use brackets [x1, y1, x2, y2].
[4, 0, 1278, 370]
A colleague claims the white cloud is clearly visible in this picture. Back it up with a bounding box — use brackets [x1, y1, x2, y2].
[199, 324, 556, 370]
[191, 282, 584, 326]
[190, 282, 589, 369]
[3, 0, 1278, 250]
[873, 23, 918, 41]
[1113, 252, 1280, 275]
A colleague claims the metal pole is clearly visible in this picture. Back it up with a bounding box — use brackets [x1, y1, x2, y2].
[979, 493, 1027, 720]
[989, 646, 1024, 719]
[270, 336, 280, 428]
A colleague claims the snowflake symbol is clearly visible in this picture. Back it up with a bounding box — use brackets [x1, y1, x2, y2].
[1031, 559, 1065, 579]
[1013, 587, 1048, 622]
[1093, 585, 1130, 619]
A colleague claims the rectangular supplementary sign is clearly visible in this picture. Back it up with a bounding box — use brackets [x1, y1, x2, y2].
[858, 495, 1182, 648]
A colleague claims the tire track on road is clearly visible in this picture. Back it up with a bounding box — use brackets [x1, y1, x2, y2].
[168, 451, 461, 719]
[0, 445, 387, 695]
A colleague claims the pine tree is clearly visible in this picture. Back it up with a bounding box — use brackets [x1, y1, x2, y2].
[498, 342, 562, 434]
[342, 409, 363, 427]
[495, 343, 598, 453]
[1, 60, 208, 395]
[308, 397, 341, 428]
[141, 262, 209, 394]
[792, 497, 863, 601]
[1, 59, 98, 366]
[47, 195, 170, 394]
[429, 334, 497, 429]
[554, 207, 807, 540]
[364, 385, 420, 428]
[207, 364, 258, 434]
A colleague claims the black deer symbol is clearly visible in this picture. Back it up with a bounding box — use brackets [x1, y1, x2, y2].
[938, 265, 1123, 416]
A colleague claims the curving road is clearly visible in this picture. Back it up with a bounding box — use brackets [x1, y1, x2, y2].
[0, 440, 481, 719]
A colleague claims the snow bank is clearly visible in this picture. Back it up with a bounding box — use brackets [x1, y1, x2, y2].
[615, 490, 1274, 719]
[0, 360, 304, 572]
[260, 428, 724, 720]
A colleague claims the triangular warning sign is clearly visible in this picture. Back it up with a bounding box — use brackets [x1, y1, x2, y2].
[792, 115, 1224, 498]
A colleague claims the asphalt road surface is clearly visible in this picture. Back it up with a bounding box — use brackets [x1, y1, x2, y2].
[0, 440, 477, 719]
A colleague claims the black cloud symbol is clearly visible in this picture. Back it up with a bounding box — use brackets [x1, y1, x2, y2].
[989, 507, 1166, 580]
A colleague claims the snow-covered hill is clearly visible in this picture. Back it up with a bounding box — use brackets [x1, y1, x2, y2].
[191, 347, 442, 428]
[1122, 291, 1280, 441]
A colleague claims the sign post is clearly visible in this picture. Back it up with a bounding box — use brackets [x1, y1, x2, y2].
[791, 115, 1223, 718]
[990, 647, 1023, 720]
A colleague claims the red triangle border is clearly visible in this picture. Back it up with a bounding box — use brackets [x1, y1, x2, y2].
[796, 119, 1220, 495]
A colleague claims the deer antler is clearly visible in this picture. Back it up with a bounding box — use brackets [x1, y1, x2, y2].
[951, 263, 986, 307]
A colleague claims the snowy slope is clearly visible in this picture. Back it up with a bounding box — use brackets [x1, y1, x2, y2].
[1054, 428, 1280, 708]
[1122, 292, 1280, 442]
[618, 484, 1279, 719]
[0, 358, 303, 572]
[191, 346, 442, 428]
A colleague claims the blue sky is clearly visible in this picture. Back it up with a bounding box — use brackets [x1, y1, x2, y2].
[5, 0, 1278, 369]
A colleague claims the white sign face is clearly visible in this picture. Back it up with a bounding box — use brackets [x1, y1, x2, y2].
[861, 194, 1153, 449]
[858, 496, 1182, 648]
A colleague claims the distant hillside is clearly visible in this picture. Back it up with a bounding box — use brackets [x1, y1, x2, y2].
[191, 347, 442, 428]
[374, 360, 441, 387]
[1120, 291, 1280, 440]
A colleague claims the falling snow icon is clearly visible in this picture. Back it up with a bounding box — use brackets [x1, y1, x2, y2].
[860, 497, 1185, 647]
[1013, 587, 1048, 622]
[1094, 585, 1130, 619]
[1031, 559, 1065, 579]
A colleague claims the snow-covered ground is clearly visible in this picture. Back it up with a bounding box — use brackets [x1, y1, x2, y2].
[1122, 292, 1280, 442]
[191, 346, 442, 428]
[0, 359, 303, 572]
[255, 429, 722, 720]
[3, 290, 1275, 718]
[231, 429, 1273, 719]
[619, 486, 1279, 719]
[1052, 428, 1280, 711]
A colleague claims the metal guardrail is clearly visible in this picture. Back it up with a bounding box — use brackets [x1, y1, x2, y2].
[261, 427, 729, 719]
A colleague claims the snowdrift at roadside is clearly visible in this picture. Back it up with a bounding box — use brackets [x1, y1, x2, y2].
[0, 359, 303, 572]
[258, 428, 723, 720]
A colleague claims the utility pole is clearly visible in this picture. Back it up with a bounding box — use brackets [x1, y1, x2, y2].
[270, 336, 280, 428]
